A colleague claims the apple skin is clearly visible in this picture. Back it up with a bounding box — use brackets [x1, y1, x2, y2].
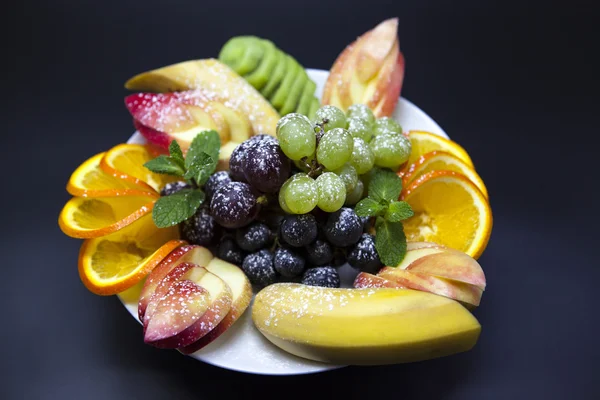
[322, 18, 405, 117]
[378, 268, 483, 307]
[138, 245, 214, 322]
[353, 272, 406, 289]
[179, 258, 252, 354]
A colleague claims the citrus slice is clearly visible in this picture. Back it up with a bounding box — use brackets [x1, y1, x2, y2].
[407, 131, 474, 168]
[67, 153, 159, 198]
[78, 213, 183, 295]
[59, 195, 156, 238]
[100, 144, 178, 192]
[403, 151, 488, 199]
[401, 170, 492, 259]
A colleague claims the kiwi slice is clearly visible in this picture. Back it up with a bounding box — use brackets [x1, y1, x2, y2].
[245, 39, 278, 91]
[261, 49, 286, 99]
[219, 36, 263, 76]
[271, 56, 298, 110]
[296, 79, 317, 116]
[281, 68, 309, 115]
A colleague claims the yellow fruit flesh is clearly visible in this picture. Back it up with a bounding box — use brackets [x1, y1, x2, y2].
[408, 132, 474, 167]
[252, 283, 480, 365]
[403, 175, 490, 257]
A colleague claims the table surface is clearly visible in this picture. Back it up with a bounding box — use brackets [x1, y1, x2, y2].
[4, 0, 598, 399]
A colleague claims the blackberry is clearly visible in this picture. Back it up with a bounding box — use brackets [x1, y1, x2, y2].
[324, 207, 363, 247]
[180, 208, 217, 246]
[305, 239, 333, 266]
[301, 266, 340, 288]
[217, 237, 245, 266]
[273, 247, 305, 278]
[347, 234, 382, 274]
[205, 171, 232, 201]
[160, 181, 191, 196]
[235, 222, 272, 252]
[242, 249, 277, 286]
[280, 214, 318, 247]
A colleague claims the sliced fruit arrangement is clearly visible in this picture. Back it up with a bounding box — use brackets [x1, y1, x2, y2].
[125, 59, 280, 137]
[219, 36, 321, 118]
[253, 283, 481, 365]
[58, 18, 493, 368]
[354, 241, 486, 308]
[322, 18, 405, 117]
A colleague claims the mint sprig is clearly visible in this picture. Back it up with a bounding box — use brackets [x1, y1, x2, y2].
[143, 130, 220, 228]
[354, 168, 414, 266]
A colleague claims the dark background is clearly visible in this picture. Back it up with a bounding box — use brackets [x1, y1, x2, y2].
[4, 0, 598, 399]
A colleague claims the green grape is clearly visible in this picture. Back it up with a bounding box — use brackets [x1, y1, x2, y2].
[281, 173, 318, 214]
[315, 172, 346, 212]
[350, 137, 375, 175]
[316, 128, 354, 170]
[276, 113, 316, 160]
[373, 117, 403, 136]
[332, 163, 358, 194]
[313, 105, 347, 131]
[346, 104, 375, 128]
[346, 117, 373, 142]
[345, 179, 364, 205]
[370, 133, 412, 169]
[278, 178, 293, 213]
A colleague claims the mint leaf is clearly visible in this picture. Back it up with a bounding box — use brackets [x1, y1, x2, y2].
[385, 200, 414, 222]
[369, 169, 403, 202]
[183, 152, 214, 186]
[374, 217, 407, 266]
[169, 140, 185, 168]
[185, 130, 220, 170]
[144, 156, 185, 177]
[355, 198, 385, 217]
[152, 189, 205, 228]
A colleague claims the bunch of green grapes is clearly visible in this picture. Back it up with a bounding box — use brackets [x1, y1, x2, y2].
[276, 105, 411, 214]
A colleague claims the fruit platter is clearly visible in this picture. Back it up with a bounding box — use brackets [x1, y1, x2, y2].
[59, 18, 492, 375]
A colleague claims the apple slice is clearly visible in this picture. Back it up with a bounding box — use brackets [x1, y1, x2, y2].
[322, 18, 405, 117]
[144, 265, 233, 348]
[138, 245, 213, 321]
[353, 272, 405, 289]
[179, 258, 252, 354]
[378, 268, 483, 307]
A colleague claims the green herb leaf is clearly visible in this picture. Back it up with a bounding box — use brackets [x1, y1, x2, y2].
[183, 152, 214, 186]
[143, 156, 185, 177]
[385, 200, 414, 222]
[169, 140, 185, 168]
[152, 188, 205, 228]
[369, 169, 403, 202]
[355, 198, 385, 217]
[374, 217, 407, 266]
[185, 130, 220, 170]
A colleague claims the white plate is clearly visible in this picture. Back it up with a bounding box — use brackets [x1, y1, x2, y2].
[118, 68, 448, 375]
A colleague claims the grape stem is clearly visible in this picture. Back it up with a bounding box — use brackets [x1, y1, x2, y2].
[257, 195, 269, 206]
[299, 156, 324, 178]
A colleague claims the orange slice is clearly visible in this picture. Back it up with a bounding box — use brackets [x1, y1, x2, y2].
[67, 153, 159, 198]
[403, 151, 488, 199]
[100, 144, 177, 193]
[407, 131, 474, 168]
[401, 170, 492, 259]
[78, 214, 183, 295]
[59, 195, 156, 238]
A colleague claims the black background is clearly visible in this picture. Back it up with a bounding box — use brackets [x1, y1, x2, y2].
[4, 0, 598, 399]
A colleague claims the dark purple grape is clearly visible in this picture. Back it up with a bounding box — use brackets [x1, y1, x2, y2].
[160, 181, 191, 196]
[228, 135, 278, 182]
[204, 171, 232, 201]
[235, 222, 273, 252]
[180, 207, 217, 246]
[210, 182, 260, 229]
[243, 141, 290, 193]
[324, 207, 363, 247]
[347, 234, 382, 273]
[301, 266, 340, 288]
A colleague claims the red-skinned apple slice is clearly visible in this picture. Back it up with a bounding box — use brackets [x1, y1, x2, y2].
[138, 245, 213, 322]
[179, 258, 252, 354]
[353, 272, 406, 289]
[322, 18, 405, 117]
[144, 265, 232, 349]
[144, 279, 210, 348]
[378, 268, 483, 307]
